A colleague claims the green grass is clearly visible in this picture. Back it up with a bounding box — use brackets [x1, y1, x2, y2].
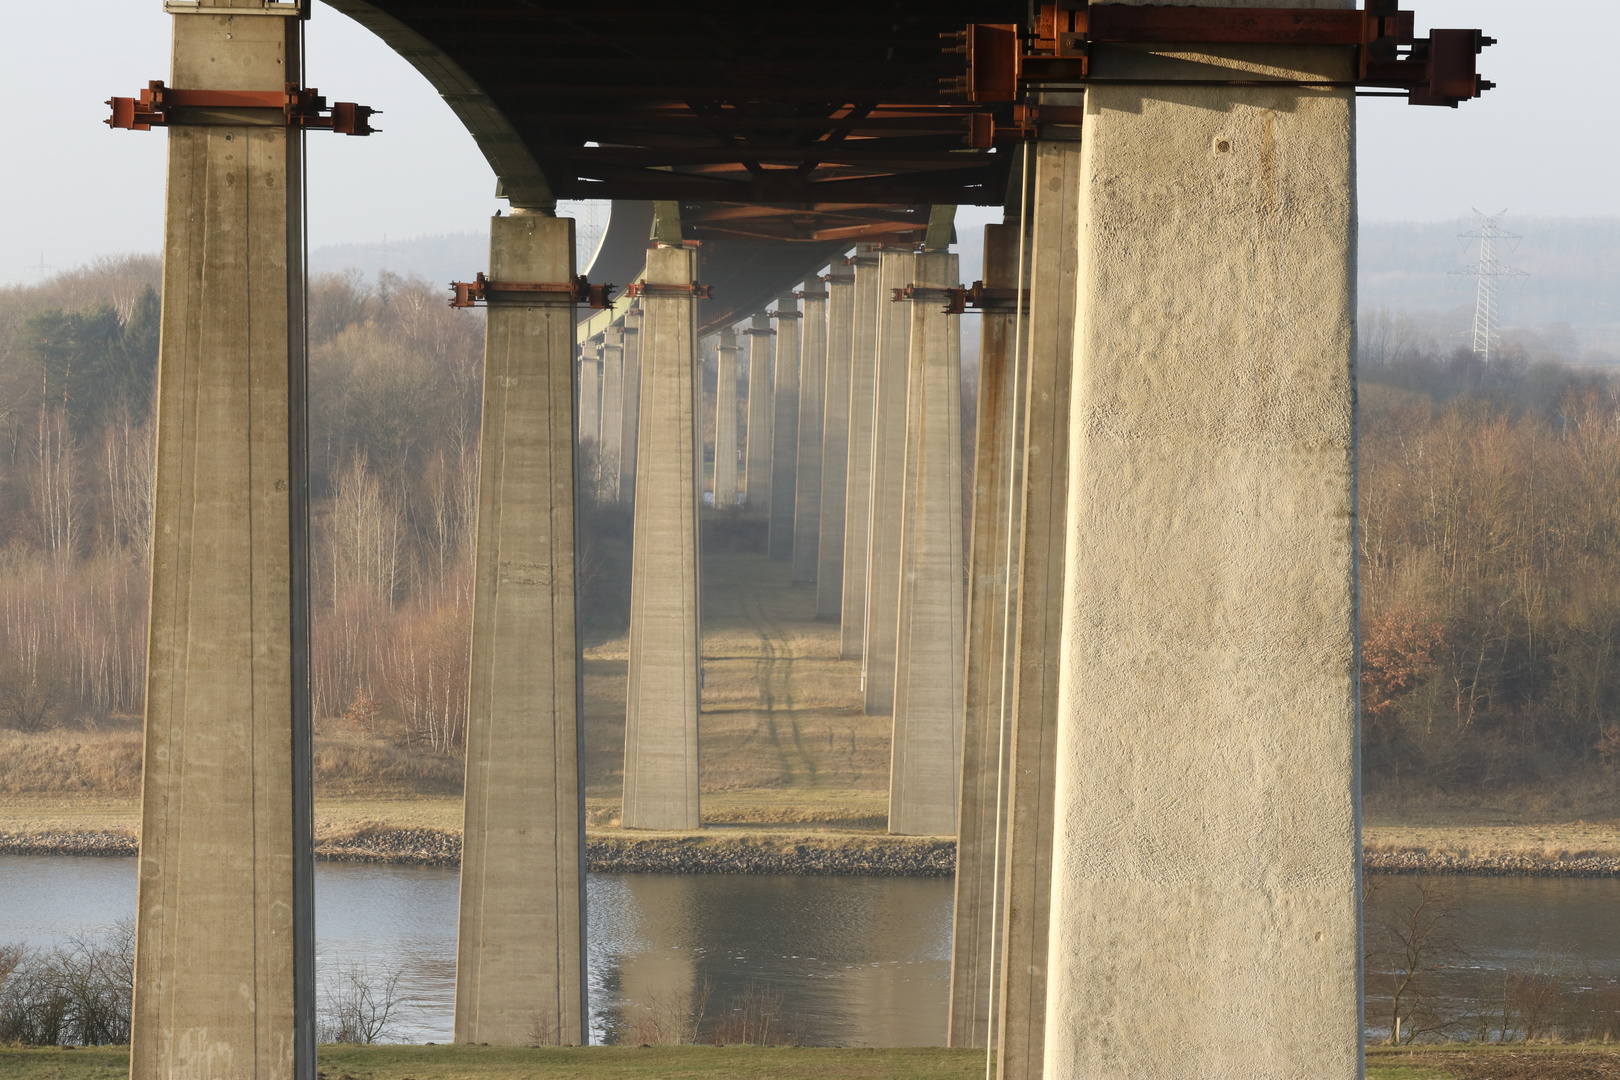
[0, 1047, 129, 1080]
[1366, 1066, 1456, 1080]
[12, 1043, 1620, 1080]
[0, 1045, 984, 1080]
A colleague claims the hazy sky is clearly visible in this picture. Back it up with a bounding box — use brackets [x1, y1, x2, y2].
[2, 0, 1614, 286]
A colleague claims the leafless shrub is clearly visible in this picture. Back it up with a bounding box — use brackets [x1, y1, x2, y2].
[1477, 956, 1620, 1044]
[0, 659, 62, 733]
[618, 977, 711, 1046]
[0, 921, 133, 1046]
[316, 960, 408, 1045]
[702, 982, 794, 1046]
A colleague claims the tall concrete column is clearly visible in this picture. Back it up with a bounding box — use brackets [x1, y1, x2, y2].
[816, 263, 856, 618]
[599, 328, 625, 499]
[578, 344, 601, 447]
[742, 315, 775, 515]
[617, 307, 642, 505]
[1000, 131, 1081, 1080]
[768, 293, 801, 560]
[621, 241, 703, 831]
[949, 219, 1027, 1051]
[1044, 19, 1361, 1079]
[455, 212, 586, 1047]
[132, 8, 313, 1079]
[713, 327, 740, 508]
[792, 282, 828, 584]
[888, 250, 964, 837]
[839, 251, 881, 658]
[860, 248, 916, 715]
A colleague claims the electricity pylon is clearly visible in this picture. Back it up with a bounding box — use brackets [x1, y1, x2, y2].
[1450, 209, 1527, 363]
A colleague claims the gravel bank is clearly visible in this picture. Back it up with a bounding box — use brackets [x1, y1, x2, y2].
[0, 828, 954, 876]
[1364, 849, 1620, 877]
[5, 829, 1618, 878]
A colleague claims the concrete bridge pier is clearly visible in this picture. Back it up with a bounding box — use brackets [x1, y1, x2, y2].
[948, 217, 1027, 1051]
[130, 8, 314, 1079]
[455, 212, 587, 1047]
[768, 292, 802, 560]
[888, 249, 965, 836]
[860, 247, 916, 715]
[1000, 128, 1083, 1080]
[792, 281, 828, 584]
[1043, 20, 1361, 1079]
[599, 328, 625, 499]
[618, 307, 642, 505]
[621, 237, 704, 831]
[839, 250, 881, 659]
[714, 327, 740, 508]
[742, 314, 775, 514]
[816, 263, 856, 619]
[578, 344, 601, 448]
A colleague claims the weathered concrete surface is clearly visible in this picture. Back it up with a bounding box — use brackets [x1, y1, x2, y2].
[132, 10, 312, 1080]
[743, 315, 775, 514]
[888, 251, 964, 837]
[816, 264, 856, 619]
[714, 327, 740, 508]
[1043, 21, 1362, 1080]
[622, 244, 704, 831]
[792, 283, 828, 584]
[768, 294, 802, 560]
[618, 308, 642, 505]
[1001, 132, 1081, 1080]
[599, 329, 625, 499]
[860, 249, 916, 715]
[839, 252, 881, 659]
[949, 222, 1025, 1051]
[456, 213, 586, 1047]
[578, 347, 601, 447]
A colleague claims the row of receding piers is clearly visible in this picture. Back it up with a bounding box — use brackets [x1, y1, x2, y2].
[129, 5, 1361, 1078]
[571, 234, 968, 836]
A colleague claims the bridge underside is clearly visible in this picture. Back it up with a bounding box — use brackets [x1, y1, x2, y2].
[327, 0, 1018, 327]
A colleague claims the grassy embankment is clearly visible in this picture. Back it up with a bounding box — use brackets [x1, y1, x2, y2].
[7, 1044, 1620, 1080]
[4, 549, 1620, 861]
[0, 552, 896, 847]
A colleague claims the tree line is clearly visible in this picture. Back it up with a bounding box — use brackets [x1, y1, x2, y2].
[3, 263, 1619, 790]
[1359, 325, 1620, 790]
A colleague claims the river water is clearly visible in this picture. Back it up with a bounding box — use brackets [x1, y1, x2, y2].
[2, 857, 1615, 1045]
[0, 858, 952, 1045]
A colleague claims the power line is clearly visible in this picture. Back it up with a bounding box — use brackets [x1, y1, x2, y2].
[1450, 209, 1528, 363]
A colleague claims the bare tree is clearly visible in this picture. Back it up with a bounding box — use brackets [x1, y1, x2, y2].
[1368, 877, 1465, 1045]
[316, 960, 408, 1045]
[101, 403, 153, 554]
[30, 405, 79, 561]
[328, 452, 405, 610]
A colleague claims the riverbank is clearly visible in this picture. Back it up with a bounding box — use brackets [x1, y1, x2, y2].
[0, 826, 954, 876]
[5, 819, 1620, 877]
[4, 1043, 1619, 1080]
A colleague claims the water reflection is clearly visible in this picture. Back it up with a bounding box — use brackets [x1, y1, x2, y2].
[593, 873, 952, 1046]
[1364, 874, 1620, 1042]
[0, 857, 951, 1046]
[7, 856, 1615, 1047]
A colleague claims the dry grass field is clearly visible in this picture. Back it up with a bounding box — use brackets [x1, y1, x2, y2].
[4, 542, 1617, 858]
[0, 548, 898, 841]
[6, 1044, 1620, 1080]
[580, 552, 892, 829]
